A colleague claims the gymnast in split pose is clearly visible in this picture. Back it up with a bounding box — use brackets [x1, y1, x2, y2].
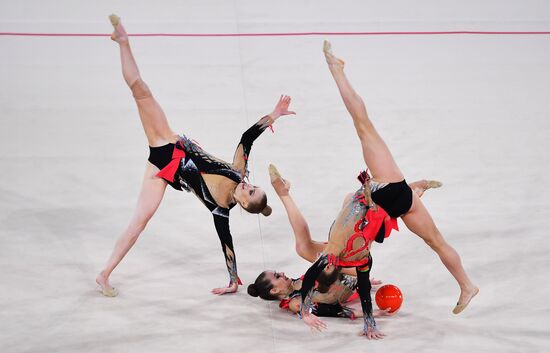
[95, 15, 295, 297]
[292, 41, 478, 339]
[247, 164, 441, 320]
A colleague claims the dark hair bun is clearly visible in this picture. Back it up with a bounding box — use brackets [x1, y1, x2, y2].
[261, 205, 272, 217]
[247, 283, 259, 297]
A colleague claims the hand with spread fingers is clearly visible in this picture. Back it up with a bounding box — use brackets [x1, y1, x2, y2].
[269, 95, 296, 121]
[302, 312, 328, 332]
[211, 282, 239, 295]
[359, 325, 386, 340]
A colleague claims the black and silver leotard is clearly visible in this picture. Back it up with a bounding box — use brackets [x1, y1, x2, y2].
[148, 116, 272, 285]
[280, 276, 357, 319]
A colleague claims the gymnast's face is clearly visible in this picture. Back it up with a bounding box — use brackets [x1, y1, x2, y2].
[235, 182, 266, 208]
[265, 271, 292, 297]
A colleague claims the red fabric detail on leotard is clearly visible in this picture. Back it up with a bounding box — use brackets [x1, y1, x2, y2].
[227, 277, 243, 287]
[327, 254, 368, 267]
[279, 298, 291, 309]
[156, 143, 186, 183]
[279, 275, 308, 310]
[342, 207, 397, 258]
[328, 207, 398, 268]
[357, 169, 371, 184]
[327, 253, 371, 267]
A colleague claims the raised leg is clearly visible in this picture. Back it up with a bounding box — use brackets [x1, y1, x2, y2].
[409, 179, 443, 198]
[401, 193, 479, 313]
[110, 15, 177, 147]
[269, 164, 325, 262]
[96, 162, 167, 296]
[323, 41, 402, 183]
[324, 41, 477, 313]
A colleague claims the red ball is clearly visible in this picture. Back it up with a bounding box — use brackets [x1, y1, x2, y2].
[375, 284, 403, 313]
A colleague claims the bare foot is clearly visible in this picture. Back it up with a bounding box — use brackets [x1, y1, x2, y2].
[108, 14, 128, 43]
[269, 164, 291, 196]
[425, 180, 443, 189]
[413, 179, 443, 198]
[323, 40, 345, 69]
[452, 286, 479, 314]
[96, 272, 119, 297]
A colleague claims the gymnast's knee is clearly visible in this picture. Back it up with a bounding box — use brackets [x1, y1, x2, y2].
[128, 214, 152, 235]
[423, 231, 446, 252]
[296, 243, 313, 261]
[131, 78, 152, 100]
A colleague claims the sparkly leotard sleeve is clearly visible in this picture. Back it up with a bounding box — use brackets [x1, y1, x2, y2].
[232, 115, 274, 175]
[280, 278, 356, 319]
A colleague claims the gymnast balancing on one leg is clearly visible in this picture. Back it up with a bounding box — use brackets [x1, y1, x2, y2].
[95, 15, 295, 297]
[294, 41, 478, 339]
[247, 165, 441, 320]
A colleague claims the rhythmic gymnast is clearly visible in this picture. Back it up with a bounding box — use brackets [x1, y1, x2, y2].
[247, 164, 441, 320]
[95, 15, 295, 297]
[293, 41, 478, 339]
[249, 269, 379, 320]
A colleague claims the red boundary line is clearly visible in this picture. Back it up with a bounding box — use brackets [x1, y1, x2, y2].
[1, 31, 550, 37]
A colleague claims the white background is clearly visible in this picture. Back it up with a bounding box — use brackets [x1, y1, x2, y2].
[1, 1, 549, 352]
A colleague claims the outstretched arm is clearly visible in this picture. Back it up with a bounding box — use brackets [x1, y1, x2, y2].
[298, 254, 331, 331]
[356, 256, 385, 340]
[232, 95, 295, 175]
[211, 214, 240, 295]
